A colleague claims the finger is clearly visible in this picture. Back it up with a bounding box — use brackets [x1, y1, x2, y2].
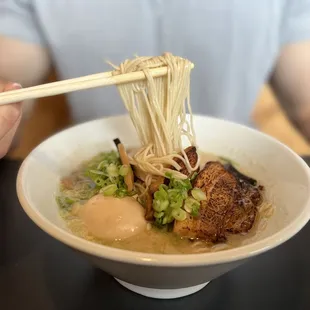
[3, 82, 22, 92]
[0, 113, 22, 158]
[0, 80, 20, 91]
[0, 82, 23, 140]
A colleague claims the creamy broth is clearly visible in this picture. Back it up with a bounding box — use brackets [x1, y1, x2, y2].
[59, 152, 273, 254]
[61, 209, 271, 254]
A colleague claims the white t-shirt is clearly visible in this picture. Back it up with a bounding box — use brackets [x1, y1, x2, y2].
[0, 0, 310, 125]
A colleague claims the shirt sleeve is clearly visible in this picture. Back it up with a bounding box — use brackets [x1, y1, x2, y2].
[281, 0, 310, 45]
[0, 0, 45, 45]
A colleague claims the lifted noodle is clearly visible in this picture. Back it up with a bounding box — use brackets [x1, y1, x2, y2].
[111, 53, 199, 180]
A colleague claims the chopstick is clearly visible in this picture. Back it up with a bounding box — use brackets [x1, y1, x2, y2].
[0, 64, 194, 106]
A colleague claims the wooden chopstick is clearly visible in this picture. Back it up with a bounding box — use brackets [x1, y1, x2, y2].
[0, 64, 194, 106]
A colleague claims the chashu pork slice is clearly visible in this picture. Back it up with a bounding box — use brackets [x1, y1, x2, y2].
[174, 146, 199, 177]
[173, 161, 238, 242]
[173, 161, 263, 242]
[224, 179, 262, 234]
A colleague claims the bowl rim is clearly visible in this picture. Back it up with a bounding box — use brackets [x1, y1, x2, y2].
[16, 115, 310, 267]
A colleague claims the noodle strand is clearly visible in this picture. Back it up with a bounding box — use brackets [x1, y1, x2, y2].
[112, 53, 198, 179]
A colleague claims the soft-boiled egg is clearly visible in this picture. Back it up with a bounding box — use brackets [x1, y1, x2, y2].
[79, 194, 146, 241]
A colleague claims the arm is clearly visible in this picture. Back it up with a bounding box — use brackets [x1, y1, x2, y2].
[0, 0, 52, 156]
[0, 35, 51, 117]
[0, 35, 50, 87]
[0, 0, 52, 90]
[269, 41, 310, 141]
[0, 35, 51, 156]
[0, 0, 51, 129]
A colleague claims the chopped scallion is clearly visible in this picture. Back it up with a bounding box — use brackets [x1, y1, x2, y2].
[191, 204, 200, 217]
[172, 208, 187, 221]
[162, 215, 174, 225]
[154, 211, 165, 219]
[170, 199, 183, 209]
[94, 177, 105, 187]
[154, 189, 168, 200]
[153, 199, 169, 212]
[190, 172, 198, 181]
[115, 188, 128, 198]
[107, 164, 119, 177]
[89, 169, 106, 175]
[165, 172, 173, 179]
[159, 184, 169, 191]
[100, 184, 118, 196]
[191, 188, 207, 201]
[184, 197, 200, 214]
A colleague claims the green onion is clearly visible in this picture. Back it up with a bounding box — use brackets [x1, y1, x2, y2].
[191, 204, 200, 217]
[100, 184, 118, 196]
[56, 196, 75, 209]
[191, 188, 207, 201]
[107, 164, 119, 177]
[184, 197, 200, 213]
[152, 174, 203, 225]
[97, 160, 108, 170]
[162, 214, 174, 225]
[56, 196, 66, 208]
[89, 169, 106, 175]
[65, 197, 76, 204]
[119, 165, 130, 176]
[155, 217, 164, 226]
[167, 189, 180, 201]
[127, 191, 137, 197]
[180, 189, 188, 199]
[170, 178, 192, 191]
[154, 189, 168, 200]
[153, 199, 169, 212]
[154, 211, 165, 219]
[94, 177, 105, 187]
[159, 184, 169, 191]
[190, 172, 198, 181]
[184, 202, 193, 213]
[170, 199, 183, 209]
[115, 188, 128, 198]
[172, 208, 187, 221]
[57, 150, 134, 210]
[165, 172, 173, 179]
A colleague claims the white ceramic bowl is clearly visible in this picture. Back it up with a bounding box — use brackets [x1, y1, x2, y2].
[17, 115, 310, 299]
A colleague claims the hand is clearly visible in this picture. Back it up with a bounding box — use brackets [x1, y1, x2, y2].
[0, 82, 22, 158]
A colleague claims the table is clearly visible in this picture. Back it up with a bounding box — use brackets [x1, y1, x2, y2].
[1, 158, 310, 310]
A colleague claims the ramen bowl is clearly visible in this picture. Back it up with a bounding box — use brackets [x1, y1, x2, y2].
[17, 115, 310, 299]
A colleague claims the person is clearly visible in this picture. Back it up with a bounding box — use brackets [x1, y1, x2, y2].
[0, 0, 309, 158]
[0, 82, 22, 158]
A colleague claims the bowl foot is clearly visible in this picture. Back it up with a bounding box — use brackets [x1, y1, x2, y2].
[115, 278, 210, 299]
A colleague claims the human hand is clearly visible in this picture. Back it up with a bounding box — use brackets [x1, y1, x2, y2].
[0, 82, 22, 158]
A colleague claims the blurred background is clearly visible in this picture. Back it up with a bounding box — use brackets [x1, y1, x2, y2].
[7, 71, 310, 160]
